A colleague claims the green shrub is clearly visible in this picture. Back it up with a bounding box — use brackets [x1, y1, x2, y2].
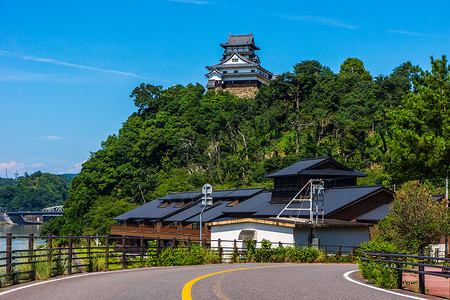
[146, 242, 220, 266]
[358, 240, 400, 289]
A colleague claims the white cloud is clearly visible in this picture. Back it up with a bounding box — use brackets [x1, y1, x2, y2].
[65, 161, 86, 174]
[280, 15, 359, 30]
[30, 163, 44, 168]
[38, 135, 66, 141]
[168, 0, 210, 4]
[388, 30, 435, 37]
[20, 55, 143, 78]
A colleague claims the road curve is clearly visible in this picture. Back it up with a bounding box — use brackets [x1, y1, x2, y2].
[0, 263, 426, 300]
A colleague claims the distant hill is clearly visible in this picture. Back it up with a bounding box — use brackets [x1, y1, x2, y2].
[0, 178, 17, 188]
[57, 174, 78, 188]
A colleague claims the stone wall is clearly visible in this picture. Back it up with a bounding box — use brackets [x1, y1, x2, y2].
[214, 86, 259, 98]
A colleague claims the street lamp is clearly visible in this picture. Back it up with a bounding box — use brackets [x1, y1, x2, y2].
[200, 184, 213, 247]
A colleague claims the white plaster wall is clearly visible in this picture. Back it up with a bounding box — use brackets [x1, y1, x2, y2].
[207, 73, 222, 81]
[223, 54, 247, 65]
[211, 222, 294, 250]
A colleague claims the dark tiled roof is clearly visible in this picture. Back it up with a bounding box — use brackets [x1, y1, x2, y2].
[113, 199, 163, 220]
[220, 34, 260, 50]
[159, 191, 202, 202]
[356, 203, 391, 221]
[185, 201, 233, 222]
[223, 191, 271, 214]
[252, 186, 389, 218]
[265, 157, 329, 177]
[300, 169, 366, 177]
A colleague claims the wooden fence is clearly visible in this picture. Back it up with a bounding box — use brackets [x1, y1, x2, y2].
[0, 233, 356, 287]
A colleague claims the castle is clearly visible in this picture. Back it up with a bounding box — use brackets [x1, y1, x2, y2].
[205, 33, 273, 98]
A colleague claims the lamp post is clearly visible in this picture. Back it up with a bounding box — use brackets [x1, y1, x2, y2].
[200, 184, 213, 247]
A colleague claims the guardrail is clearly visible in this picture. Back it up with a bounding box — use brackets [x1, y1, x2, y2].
[360, 251, 450, 294]
[0, 233, 356, 288]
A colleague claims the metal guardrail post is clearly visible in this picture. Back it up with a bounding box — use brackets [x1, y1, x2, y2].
[68, 234, 73, 274]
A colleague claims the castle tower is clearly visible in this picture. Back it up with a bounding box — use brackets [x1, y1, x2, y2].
[205, 33, 273, 98]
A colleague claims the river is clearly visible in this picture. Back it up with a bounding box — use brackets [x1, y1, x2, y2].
[0, 224, 44, 251]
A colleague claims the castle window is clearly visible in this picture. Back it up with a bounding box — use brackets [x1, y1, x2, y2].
[234, 70, 238, 73]
[232, 58, 238, 62]
[251, 70, 255, 73]
[223, 71, 227, 74]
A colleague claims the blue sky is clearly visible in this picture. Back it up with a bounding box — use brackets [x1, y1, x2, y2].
[0, 0, 449, 177]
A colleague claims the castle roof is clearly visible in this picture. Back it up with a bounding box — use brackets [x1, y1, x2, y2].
[220, 34, 260, 50]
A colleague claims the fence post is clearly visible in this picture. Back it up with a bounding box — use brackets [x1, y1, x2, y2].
[68, 234, 73, 274]
[140, 236, 145, 264]
[233, 239, 237, 261]
[218, 239, 222, 262]
[203, 238, 207, 248]
[6, 233, 12, 282]
[28, 233, 34, 264]
[122, 236, 127, 269]
[87, 235, 92, 272]
[47, 233, 53, 265]
[105, 235, 109, 269]
[396, 256, 403, 289]
[156, 237, 161, 255]
[324, 244, 327, 254]
[418, 250, 425, 294]
[172, 237, 176, 248]
[339, 245, 342, 254]
[279, 241, 282, 248]
[187, 238, 191, 248]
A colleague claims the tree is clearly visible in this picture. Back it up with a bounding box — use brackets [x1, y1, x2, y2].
[340, 58, 372, 81]
[388, 56, 450, 182]
[375, 181, 447, 252]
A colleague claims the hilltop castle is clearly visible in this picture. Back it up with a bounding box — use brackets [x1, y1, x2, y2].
[205, 33, 273, 98]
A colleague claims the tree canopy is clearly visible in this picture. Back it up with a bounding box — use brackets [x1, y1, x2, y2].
[41, 55, 450, 236]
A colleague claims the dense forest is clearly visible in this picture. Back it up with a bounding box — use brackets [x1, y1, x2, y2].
[42, 55, 450, 236]
[0, 172, 72, 211]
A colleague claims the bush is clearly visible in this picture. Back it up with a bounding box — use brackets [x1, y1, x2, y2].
[146, 242, 220, 266]
[358, 240, 400, 289]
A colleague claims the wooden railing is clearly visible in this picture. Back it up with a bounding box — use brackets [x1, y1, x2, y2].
[0, 233, 356, 288]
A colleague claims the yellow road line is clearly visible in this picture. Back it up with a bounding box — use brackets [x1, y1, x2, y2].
[181, 266, 281, 300]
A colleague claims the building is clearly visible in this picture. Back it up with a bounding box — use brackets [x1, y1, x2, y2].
[112, 157, 393, 248]
[205, 33, 273, 98]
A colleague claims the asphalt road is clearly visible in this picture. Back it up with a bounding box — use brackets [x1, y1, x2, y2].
[0, 263, 426, 300]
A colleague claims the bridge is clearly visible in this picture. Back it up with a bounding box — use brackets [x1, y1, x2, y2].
[2, 206, 63, 224]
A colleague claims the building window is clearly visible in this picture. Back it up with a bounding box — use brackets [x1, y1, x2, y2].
[192, 223, 200, 230]
[234, 70, 238, 73]
[232, 58, 238, 62]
